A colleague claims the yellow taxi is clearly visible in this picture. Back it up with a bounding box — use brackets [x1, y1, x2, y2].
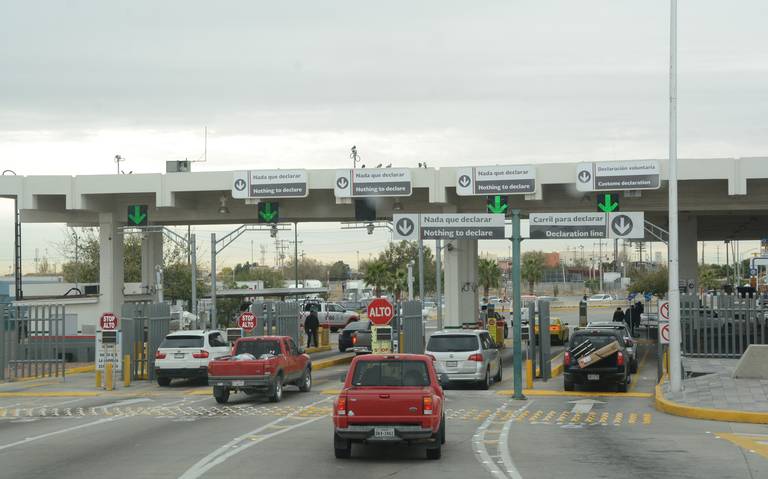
[533, 317, 570, 345]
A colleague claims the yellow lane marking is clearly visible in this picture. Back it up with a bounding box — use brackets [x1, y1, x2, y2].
[642, 413, 652, 425]
[716, 433, 768, 460]
[629, 345, 651, 392]
[320, 389, 341, 395]
[0, 392, 101, 398]
[599, 412, 609, 425]
[628, 413, 638, 424]
[613, 412, 624, 426]
[313, 354, 354, 371]
[498, 390, 652, 398]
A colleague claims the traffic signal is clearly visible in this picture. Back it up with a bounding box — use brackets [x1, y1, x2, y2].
[127, 205, 148, 226]
[258, 202, 279, 223]
[597, 193, 619, 212]
[486, 195, 508, 214]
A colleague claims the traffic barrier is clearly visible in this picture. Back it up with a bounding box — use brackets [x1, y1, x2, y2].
[105, 362, 113, 391]
[95, 369, 102, 389]
[525, 359, 534, 389]
[496, 323, 505, 349]
[123, 354, 131, 387]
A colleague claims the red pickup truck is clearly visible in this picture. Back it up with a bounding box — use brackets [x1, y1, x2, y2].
[332, 354, 447, 460]
[207, 336, 312, 404]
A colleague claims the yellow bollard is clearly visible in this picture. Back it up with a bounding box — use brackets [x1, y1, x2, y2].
[105, 362, 113, 391]
[123, 355, 131, 387]
[497, 323, 506, 349]
[96, 369, 102, 389]
[324, 327, 330, 346]
[525, 359, 534, 389]
[318, 327, 325, 347]
[399, 331, 405, 353]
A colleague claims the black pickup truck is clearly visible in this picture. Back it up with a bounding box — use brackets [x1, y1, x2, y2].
[563, 329, 631, 392]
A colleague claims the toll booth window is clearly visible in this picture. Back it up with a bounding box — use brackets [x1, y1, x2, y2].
[236, 340, 280, 357]
[160, 336, 204, 348]
[351, 360, 430, 387]
[426, 335, 479, 352]
[208, 332, 228, 347]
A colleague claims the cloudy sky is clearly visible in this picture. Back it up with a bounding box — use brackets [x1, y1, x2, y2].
[1, 0, 766, 273]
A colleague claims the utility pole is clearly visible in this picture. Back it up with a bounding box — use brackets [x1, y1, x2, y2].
[294, 222, 299, 289]
[418, 236, 425, 300]
[436, 240, 442, 330]
[511, 210, 524, 400]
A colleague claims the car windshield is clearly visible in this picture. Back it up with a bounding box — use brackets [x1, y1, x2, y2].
[344, 321, 370, 331]
[235, 340, 280, 356]
[160, 336, 203, 349]
[570, 333, 620, 349]
[350, 360, 430, 387]
[427, 335, 479, 352]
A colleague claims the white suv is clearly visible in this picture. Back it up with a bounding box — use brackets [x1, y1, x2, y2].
[155, 330, 231, 386]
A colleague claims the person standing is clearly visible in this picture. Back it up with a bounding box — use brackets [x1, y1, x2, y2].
[305, 306, 320, 348]
[612, 307, 625, 323]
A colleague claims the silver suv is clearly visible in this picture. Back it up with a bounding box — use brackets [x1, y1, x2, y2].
[425, 330, 501, 389]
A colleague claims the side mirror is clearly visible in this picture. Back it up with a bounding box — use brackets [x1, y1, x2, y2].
[439, 373, 450, 387]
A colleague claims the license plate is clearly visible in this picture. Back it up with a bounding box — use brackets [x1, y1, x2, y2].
[587, 374, 600, 381]
[232, 380, 245, 386]
[445, 361, 458, 368]
[374, 427, 395, 439]
[174, 353, 185, 359]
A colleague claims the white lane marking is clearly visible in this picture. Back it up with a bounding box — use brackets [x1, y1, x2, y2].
[499, 404, 531, 479]
[0, 416, 125, 452]
[473, 400, 532, 479]
[568, 399, 605, 414]
[178, 397, 331, 479]
[39, 398, 87, 408]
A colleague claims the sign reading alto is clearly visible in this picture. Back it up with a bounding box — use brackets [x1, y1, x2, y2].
[232, 169, 308, 199]
[576, 160, 661, 192]
[335, 168, 412, 197]
[393, 213, 506, 240]
[456, 165, 536, 195]
[529, 212, 645, 239]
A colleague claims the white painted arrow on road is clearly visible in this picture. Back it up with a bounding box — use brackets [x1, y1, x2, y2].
[568, 399, 605, 414]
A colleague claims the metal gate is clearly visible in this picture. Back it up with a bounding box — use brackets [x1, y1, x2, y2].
[1, 304, 66, 381]
[681, 294, 768, 358]
[275, 302, 300, 345]
[121, 302, 171, 380]
[400, 300, 424, 354]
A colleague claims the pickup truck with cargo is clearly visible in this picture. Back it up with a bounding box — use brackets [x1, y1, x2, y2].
[333, 354, 447, 460]
[300, 301, 360, 332]
[207, 336, 312, 404]
[563, 329, 631, 392]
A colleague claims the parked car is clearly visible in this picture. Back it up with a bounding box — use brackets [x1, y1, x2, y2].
[154, 330, 231, 386]
[533, 317, 570, 345]
[587, 294, 614, 302]
[425, 330, 501, 389]
[564, 328, 631, 392]
[207, 336, 311, 403]
[586, 321, 639, 373]
[333, 354, 447, 460]
[300, 301, 360, 332]
[339, 300, 366, 313]
[338, 320, 371, 353]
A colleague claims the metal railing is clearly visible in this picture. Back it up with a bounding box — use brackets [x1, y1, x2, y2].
[1, 304, 66, 381]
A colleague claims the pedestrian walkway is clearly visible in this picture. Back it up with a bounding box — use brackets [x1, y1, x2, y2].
[656, 356, 768, 424]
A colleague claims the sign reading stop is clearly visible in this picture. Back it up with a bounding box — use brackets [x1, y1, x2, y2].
[367, 298, 395, 325]
[238, 311, 257, 332]
[99, 312, 119, 331]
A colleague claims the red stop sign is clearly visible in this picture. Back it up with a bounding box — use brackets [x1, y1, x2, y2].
[99, 312, 119, 331]
[367, 298, 394, 325]
[238, 311, 257, 332]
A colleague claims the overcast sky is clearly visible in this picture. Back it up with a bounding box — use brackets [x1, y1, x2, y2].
[1, 0, 766, 273]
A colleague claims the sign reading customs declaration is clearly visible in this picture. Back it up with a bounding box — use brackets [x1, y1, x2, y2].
[456, 165, 537, 196]
[576, 160, 661, 192]
[335, 168, 412, 198]
[393, 213, 505, 241]
[232, 170, 308, 199]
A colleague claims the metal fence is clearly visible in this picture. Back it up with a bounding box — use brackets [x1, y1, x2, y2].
[400, 300, 424, 354]
[1, 304, 66, 381]
[121, 302, 171, 380]
[681, 294, 768, 358]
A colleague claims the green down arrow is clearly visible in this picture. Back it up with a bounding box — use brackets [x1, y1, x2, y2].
[488, 196, 508, 214]
[128, 205, 147, 225]
[598, 194, 619, 212]
[260, 203, 277, 222]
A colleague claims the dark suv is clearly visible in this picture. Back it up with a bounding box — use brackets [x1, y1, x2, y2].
[563, 329, 631, 392]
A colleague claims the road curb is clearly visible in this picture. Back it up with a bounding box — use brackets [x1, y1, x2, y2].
[313, 354, 354, 371]
[306, 345, 332, 354]
[498, 389, 652, 398]
[8, 364, 96, 383]
[0, 391, 101, 398]
[654, 378, 768, 425]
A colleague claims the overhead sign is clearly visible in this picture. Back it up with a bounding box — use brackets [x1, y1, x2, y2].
[393, 213, 506, 240]
[367, 298, 394, 326]
[257, 202, 279, 223]
[232, 170, 308, 199]
[456, 165, 537, 196]
[597, 193, 619, 212]
[529, 212, 645, 239]
[576, 160, 661, 192]
[335, 168, 412, 198]
[237, 311, 257, 332]
[99, 312, 119, 331]
[127, 205, 148, 226]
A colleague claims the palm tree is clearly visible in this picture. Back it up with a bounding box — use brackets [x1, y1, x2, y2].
[362, 259, 389, 297]
[478, 259, 501, 300]
[386, 267, 409, 301]
[521, 251, 546, 294]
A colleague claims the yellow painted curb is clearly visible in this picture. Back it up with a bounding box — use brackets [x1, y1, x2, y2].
[305, 345, 332, 354]
[10, 364, 96, 383]
[498, 389, 652, 398]
[186, 388, 213, 396]
[654, 378, 768, 425]
[313, 354, 354, 371]
[320, 389, 342, 395]
[0, 391, 102, 398]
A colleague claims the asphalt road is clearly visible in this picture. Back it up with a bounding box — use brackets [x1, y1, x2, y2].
[1, 342, 766, 477]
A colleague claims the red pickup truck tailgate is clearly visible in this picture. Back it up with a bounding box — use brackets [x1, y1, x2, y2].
[346, 387, 432, 423]
[208, 359, 266, 377]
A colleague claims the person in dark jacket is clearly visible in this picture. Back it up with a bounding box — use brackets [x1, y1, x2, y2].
[631, 302, 642, 335]
[612, 307, 625, 323]
[305, 307, 320, 348]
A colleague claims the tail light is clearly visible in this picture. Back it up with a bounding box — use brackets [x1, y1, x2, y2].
[155, 351, 167, 359]
[467, 353, 483, 362]
[423, 396, 434, 415]
[617, 351, 625, 367]
[549, 325, 560, 332]
[337, 396, 348, 416]
[192, 350, 209, 359]
[564, 351, 571, 366]
[352, 335, 357, 345]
